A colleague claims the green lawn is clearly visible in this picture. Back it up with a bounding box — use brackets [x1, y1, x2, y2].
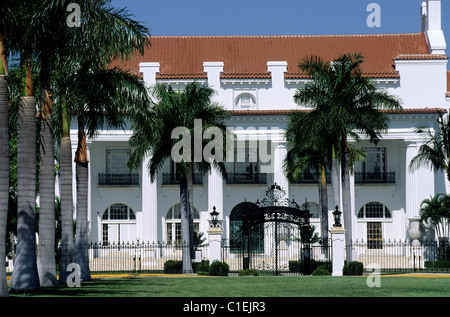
[9, 275, 450, 298]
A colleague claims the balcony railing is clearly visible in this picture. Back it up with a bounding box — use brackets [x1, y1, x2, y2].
[162, 173, 203, 185]
[291, 172, 331, 184]
[225, 172, 266, 184]
[98, 173, 139, 186]
[354, 171, 395, 184]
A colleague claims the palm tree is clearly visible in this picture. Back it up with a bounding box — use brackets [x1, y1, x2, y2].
[0, 0, 21, 297]
[44, 0, 151, 282]
[419, 194, 450, 240]
[284, 110, 331, 246]
[410, 111, 450, 183]
[293, 53, 402, 261]
[419, 193, 450, 260]
[128, 82, 229, 273]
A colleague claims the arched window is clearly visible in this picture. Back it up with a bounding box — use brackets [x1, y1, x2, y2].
[357, 201, 391, 219]
[102, 203, 136, 220]
[101, 203, 136, 244]
[165, 203, 200, 245]
[234, 93, 256, 110]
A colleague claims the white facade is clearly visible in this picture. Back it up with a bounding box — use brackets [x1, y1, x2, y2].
[68, 0, 449, 248]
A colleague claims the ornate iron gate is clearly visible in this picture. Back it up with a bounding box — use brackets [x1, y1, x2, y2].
[239, 184, 313, 275]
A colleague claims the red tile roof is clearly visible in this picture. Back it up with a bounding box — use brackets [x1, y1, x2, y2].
[447, 70, 450, 97]
[230, 108, 447, 116]
[112, 33, 433, 80]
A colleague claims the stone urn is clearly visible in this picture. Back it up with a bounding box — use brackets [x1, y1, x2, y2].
[408, 217, 423, 246]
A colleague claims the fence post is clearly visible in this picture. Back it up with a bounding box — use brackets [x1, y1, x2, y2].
[330, 226, 346, 276]
[207, 227, 223, 263]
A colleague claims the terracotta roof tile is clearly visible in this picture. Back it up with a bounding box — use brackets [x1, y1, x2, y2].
[394, 54, 449, 60]
[447, 70, 450, 97]
[230, 108, 447, 116]
[111, 33, 430, 79]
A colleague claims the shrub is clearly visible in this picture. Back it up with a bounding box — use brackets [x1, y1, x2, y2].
[289, 260, 331, 274]
[208, 260, 229, 276]
[163, 260, 182, 274]
[312, 265, 331, 276]
[193, 260, 210, 274]
[424, 261, 450, 269]
[343, 261, 364, 276]
[239, 269, 259, 276]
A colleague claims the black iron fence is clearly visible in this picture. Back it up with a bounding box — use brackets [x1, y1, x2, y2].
[76, 239, 450, 274]
[87, 241, 209, 273]
[350, 239, 450, 273]
[221, 238, 332, 275]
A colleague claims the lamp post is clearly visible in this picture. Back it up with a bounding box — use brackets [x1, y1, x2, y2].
[208, 206, 223, 263]
[210, 206, 220, 228]
[329, 205, 346, 276]
[332, 205, 342, 227]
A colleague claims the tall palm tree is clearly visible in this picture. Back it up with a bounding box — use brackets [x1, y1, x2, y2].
[0, 0, 20, 297]
[45, 0, 151, 282]
[410, 111, 450, 183]
[128, 82, 229, 273]
[293, 53, 402, 261]
[284, 110, 331, 246]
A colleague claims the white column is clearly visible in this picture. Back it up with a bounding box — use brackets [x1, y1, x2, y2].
[207, 227, 223, 263]
[405, 143, 419, 219]
[141, 155, 158, 242]
[273, 142, 289, 194]
[208, 167, 224, 219]
[330, 226, 346, 276]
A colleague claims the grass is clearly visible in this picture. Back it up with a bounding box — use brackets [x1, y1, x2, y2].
[8, 274, 450, 298]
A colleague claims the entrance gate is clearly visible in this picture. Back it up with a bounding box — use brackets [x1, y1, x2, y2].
[239, 184, 313, 275]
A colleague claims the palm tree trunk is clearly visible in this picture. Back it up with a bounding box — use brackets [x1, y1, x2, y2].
[187, 169, 195, 260]
[10, 95, 40, 292]
[58, 98, 75, 284]
[75, 117, 91, 281]
[341, 136, 353, 262]
[179, 174, 192, 273]
[37, 58, 57, 287]
[0, 72, 9, 297]
[318, 164, 329, 253]
[331, 145, 340, 209]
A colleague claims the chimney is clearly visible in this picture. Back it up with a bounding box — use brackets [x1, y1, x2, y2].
[422, 0, 446, 54]
[421, 2, 427, 33]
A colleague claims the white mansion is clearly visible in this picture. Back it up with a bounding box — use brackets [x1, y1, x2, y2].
[68, 0, 450, 248]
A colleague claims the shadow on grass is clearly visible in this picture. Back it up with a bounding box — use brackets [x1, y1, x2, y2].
[10, 277, 169, 297]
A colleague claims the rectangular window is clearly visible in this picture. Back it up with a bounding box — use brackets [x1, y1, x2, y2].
[367, 222, 382, 249]
[106, 149, 131, 175]
[360, 147, 386, 180]
[225, 141, 267, 184]
[102, 224, 109, 245]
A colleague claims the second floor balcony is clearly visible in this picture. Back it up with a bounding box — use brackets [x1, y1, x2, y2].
[354, 171, 395, 184]
[98, 173, 140, 186]
[162, 173, 204, 185]
[226, 172, 267, 185]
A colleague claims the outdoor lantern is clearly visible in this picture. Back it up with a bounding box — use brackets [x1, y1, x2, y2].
[210, 206, 219, 228]
[333, 205, 342, 227]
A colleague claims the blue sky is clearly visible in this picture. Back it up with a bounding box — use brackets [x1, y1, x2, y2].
[111, 0, 449, 69]
[112, 0, 449, 39]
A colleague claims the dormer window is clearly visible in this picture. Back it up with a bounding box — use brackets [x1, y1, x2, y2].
[234, 93, 256, 110]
